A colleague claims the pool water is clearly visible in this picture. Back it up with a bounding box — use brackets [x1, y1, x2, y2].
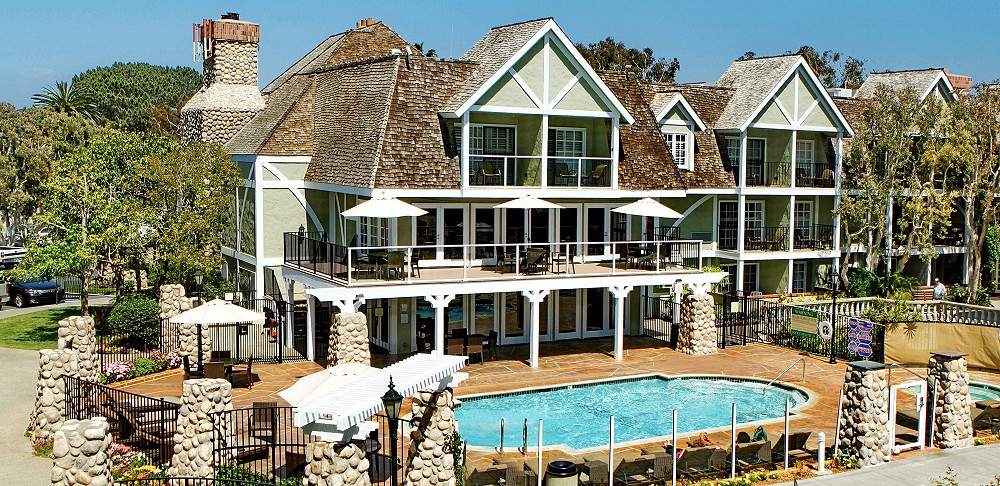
[455, 376, 809, 450]
[971, 383, 1000, 402]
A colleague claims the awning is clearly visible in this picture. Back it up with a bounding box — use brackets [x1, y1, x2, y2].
[280, 353, 468, 436]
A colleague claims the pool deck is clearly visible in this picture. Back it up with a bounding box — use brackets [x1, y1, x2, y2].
[115, 337, 1000, 480]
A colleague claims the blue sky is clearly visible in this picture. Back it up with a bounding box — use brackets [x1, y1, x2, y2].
[3, 1, 998, 108]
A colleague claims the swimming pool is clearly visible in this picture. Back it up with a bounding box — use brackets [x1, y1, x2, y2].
[971, 382, 1000, 402]
[454, 375, 810, 450]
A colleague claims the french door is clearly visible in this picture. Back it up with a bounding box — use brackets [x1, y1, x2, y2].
[415, 205, 467, 264]
[794, 201, 813, 244]
[719, 202, 738, 250]
[584, 206, 628, 261]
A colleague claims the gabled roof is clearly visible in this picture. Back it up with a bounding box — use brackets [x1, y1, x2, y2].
[855, 68, 955, 101]
[714, 55, 853, 135]
[227, 75, 312, 155]
[441, 18, 634, 124]
[650, 92, 707, 131]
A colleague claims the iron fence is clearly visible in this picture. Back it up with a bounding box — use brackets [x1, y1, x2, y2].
[96, 319, 181, 374]
[213, 405, 309, 481]
[369, 413, 412, 486]
[642, 294, 676, 346]
[715, 292, 787, 348]
[116, 479, 282, 486]
[64, 376, 179, 464]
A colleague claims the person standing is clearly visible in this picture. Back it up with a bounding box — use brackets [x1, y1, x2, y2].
[933, 278, 947, 300]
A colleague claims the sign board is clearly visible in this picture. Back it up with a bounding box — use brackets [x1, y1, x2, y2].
[789, 308, 820, 337]
[847, 317, 874, 358]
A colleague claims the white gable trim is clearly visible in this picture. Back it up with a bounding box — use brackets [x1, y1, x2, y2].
[655, 94, 707, 131]
[450, 20, 635, 125]
[741, 59, 854, 137]
[920, 72, 956, 102]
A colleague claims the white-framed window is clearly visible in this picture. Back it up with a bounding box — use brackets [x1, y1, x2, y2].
[793, 261, 809, 293]
[720, 263, 737, 294]
[663, 131, 689, 168]
[467, 125, 516, 155]
[357, 215, 389, 247]
[743, 263, 759, 293]
[794, 201, 813, 240]
[796, 140, 815, 176]
[726, 137, 740, 166]
[548, 128, 585, 157]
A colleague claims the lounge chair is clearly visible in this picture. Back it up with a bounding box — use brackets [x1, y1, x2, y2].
[468, 463, 507, 486]
[677, 446, 726, 479]
[972, 407, 1000, 433]
[727, 440, 773, 473]
[583, 164, 608, 186]
[771, 431, 811, 460]
[521, 248, 548, 275]
[615, 454, 657, 485]
[466, 335, 485, 364]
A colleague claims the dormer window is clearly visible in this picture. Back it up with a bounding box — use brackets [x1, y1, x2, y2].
[663, 132, 688, 167]
[655, 94, 705, 172]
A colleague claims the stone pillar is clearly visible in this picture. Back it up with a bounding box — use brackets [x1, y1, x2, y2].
[33, 349, 79, 442]
[57, 316, 97, 383]
[303, 441, 372, 486]
[329, 312, 372, 366]
[178, 321, 211, 369]
[168, 379, 233, 481]
[51, 417, 112, 486]
[160, 284, 194, 353]
[405, 389, 456, 486]
[676, 294, 717, 355]
[928, 351, 974, 448]
[837, 361, 890, 467]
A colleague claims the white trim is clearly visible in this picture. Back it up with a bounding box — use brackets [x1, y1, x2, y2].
[222, 246, 256, 265]
[260, 159, 325, 233]
[748, 123, 839, 133]
[468, 105, 616, 118]
[550, 72, 585, 109]
[739, 60, 854, 137]
[449, 21, 634, 125]
[920, 72, 957, 102]
[771, 97, 794, 125]
[798, 99, 821, 125]
[300, 181, 688, 199]
[253, 156, 265, 296]
[508, 68, 544, 108]
[654, 94, 707, 131]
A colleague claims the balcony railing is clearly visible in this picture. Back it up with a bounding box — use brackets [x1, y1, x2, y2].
[744, 225, 789, 251]
[718, 223, 836, 252]
[793, 224, 835, 250]
[469, 155, 611, 188]
[284, 233, 702, 287]
[740, 161, 790, 187]
[794, 163, 836, 188]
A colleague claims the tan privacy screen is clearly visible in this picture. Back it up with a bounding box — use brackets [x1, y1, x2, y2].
[884, 321, 1000, 371]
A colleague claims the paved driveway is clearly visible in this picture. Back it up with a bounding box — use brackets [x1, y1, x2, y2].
[0, 347, 55, 486]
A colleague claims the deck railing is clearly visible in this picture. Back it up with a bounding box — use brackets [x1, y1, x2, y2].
[792, 224, 835, 250]
[786, 297, 1000, 327]
[742, 161, 791, 187]
[468, 155, 612, 188]
[794, 163, 836, 188]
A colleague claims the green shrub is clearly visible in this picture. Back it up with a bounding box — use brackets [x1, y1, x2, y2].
[846, 267, 878, 297]
[132, 357, 161, 377]
[946, 284, 991, 306]
[106, 293, 160, 350]
[215, 463, 300, 486]
[881, 273, 916, 298]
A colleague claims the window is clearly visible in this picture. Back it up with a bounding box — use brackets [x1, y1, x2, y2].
[357, 214, 389, 247]
[793, 262, 809, 293]
[664, 132, 688, 167]
[726, 137, 740, 166]
[720, 263, 737, 293]
[548, 128, 585, 157]
[794, 201, 813, 242]
[467, 125, 516, 155]
[796, 140, 815, 176]
[743, 264, 759, 293]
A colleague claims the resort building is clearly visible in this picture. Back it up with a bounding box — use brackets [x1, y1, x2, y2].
[184, 14, 957, 363]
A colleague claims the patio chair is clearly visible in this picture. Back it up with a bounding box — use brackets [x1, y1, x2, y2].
[446, 337, 465, 356]
[484, 330, 499, 361]
[229, 355, 254, 389]
[727, 440, 773, 473]
[550, 245, 576, 274]
[737, 431, 752, 444]
[583, 164, 608, 186]
[182, 355, 204, 379]
[972, 407, 1000, 433]
[766, 228, 786, 251]
[475, 161, 503, 185]
[204, 361, 227, 379]
[409, 252, 421, 278]
[770, 431, 811, 459]
[251, 401, 278, 439]
[614, 454, 656, 485]
[521, 248, 548, 275]
[466, 335, 485, 364]
[386, 251, 407, 280]
[553, 162, 577, 186]
[210, 350, 231, 360]
[677, 446, 725, 479]
[495, 247, 515, 274]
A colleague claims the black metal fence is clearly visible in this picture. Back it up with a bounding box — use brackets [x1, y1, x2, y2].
[96, 319, 182, 374]
[369, 413, 412, 486]
[117, 479, 281, 486]
[771, 307, 886, 362]
[213, 405, 309, 480]
[715, 292, 786, 348]
[642, 294, 676, 346]
[64, 376, 179, 464]
[283, 232, 348, 282]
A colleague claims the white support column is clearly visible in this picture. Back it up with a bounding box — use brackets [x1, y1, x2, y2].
[736, 131, 748, 294]
[284, 278, 295, 348]
[790, 130, 798, 188]
[425, 294, 456, 355]
[610, 118, 620, 189]
[305, 293, 316, 361]
[541, 114, 549, 189]
[522, 289, 550, 368]
[460, 112, 470, 189]
[788, 194, 796, 257]
[253, 156, 265, 298]
[787, 259, 795, 295]
[672, 283, 683, 326]
[609, 285, 634, 361]
[834, 133, 844, 268]
[332, 296, 365, 314]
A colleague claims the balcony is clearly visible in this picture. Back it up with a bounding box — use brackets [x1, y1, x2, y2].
[734, 162, 837, 188]
[469, 155, 612, 188]
[793, 224, 835, 250]
[794, 163, 836, 188]
[717, 224, 835, 251]
[284, 232, 702, 287]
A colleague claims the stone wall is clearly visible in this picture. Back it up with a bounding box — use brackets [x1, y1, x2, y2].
[928, 351, 974, 448]
[180, 108, 258, 145]
[178, 321, 212, 369]
[33, 349, 79, 442]
[837, 361, 890, 466]
[329, 312, 371, 366]
[159, 284, 193, 320]
[404, 389, 456, 486]
[676, 294, 717, 355]
[57, 316, 97, 383]
[303, 441, 372, 486]
[51, 418, 112, 486]
[204, 41, 259, 87]
[168, 379, 233, 480]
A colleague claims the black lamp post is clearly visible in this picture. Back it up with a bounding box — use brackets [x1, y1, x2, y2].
[829, 267, 840, 364]
[193, 269, 205, 370]
[381, 376, 404, 486]
[298, 224, 306, 264]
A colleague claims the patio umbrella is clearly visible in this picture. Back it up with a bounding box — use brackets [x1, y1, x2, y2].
[169, 298, 266, 325]
[342, 193, 428, 219]
[494, 196, 565, 244]
[611, 197, 684, 219]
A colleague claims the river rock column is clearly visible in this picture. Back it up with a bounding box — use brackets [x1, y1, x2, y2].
[178, 321, 212, 369]
[928, 351, 974, 448]
[33, 349, 80, 442]
[303, 441, 372, 486]
[676, 294, 718, 355]
[405, 389, 456, 486]
[57, 316, 97, 383]
[837, 361, 890, 466]
[329, 312, 371, 367]
[168, 379, 233, 481]
[160, 284, 194, 353]
[51, 417, 112, 486]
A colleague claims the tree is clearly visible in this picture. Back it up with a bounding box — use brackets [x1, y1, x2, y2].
[31, 81, 99, 120]
[72, 63, 201, 132]
[576, 37, 680, 84]
[0, 104, 99, 242]
[413, 42, 437, 57]
[12, 131, 174, 313]
[738, 47, 867, 89]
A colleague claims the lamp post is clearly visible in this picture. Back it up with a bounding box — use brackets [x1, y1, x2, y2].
[193, 269, 205, 369]
[298, 224, 305, 265]
[381, 376, 404, 486]
[829, 267, 840, 365]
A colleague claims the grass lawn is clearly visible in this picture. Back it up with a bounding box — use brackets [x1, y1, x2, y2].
[0, 307, 81, 350]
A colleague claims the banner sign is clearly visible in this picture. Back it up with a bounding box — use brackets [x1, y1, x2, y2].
[847, 317, 874, 358]
[790, 307, 820, 337]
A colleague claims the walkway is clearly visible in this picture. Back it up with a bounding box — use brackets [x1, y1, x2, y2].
[0, 347, 56, 486]
[777, 444, 1000, 485]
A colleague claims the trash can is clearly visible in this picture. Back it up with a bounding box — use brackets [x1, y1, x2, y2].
[545, 460, 579, 486]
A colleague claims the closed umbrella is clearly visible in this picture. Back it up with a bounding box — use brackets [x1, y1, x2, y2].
[494, 196, 565, 244]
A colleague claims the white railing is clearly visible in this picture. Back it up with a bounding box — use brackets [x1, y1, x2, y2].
[467, 155, 612, 188]
[343, 238, 702, 286]
[787, 297, 1000, 327]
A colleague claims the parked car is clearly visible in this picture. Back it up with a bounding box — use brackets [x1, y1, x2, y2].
[7, 278, 66, 308]
[0, 246, 27, 269]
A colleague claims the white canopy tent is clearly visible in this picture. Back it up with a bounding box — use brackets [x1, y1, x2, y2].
[279, 353, 468, 442]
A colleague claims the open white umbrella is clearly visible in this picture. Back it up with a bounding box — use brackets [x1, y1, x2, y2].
[611, 197, 684, 219]
[494, 196, 565, 243]
[169, 298, 266, 324]
[342, 194, 428, 219]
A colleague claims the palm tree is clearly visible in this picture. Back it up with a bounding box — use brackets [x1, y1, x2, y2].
[32, 80, 99, 120]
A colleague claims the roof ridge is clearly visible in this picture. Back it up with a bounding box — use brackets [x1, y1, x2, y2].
[733, 53, 802, 62]
[305, 54, 403, 75]
[489, 17, 552, 30]
[369, 59, 402, 188]
[871, 68, 944, 75]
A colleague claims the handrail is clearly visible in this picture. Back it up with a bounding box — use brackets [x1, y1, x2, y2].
[495, 418, 505, 454]
[766, 358, 806, 389]
[518, 418, 528, 456]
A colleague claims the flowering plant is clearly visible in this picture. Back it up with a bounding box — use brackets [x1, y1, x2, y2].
[102, 359, 135, 383]
[108, 442, 158, 480]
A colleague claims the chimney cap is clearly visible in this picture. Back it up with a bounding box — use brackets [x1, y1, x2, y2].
[222, 12, 240, 20]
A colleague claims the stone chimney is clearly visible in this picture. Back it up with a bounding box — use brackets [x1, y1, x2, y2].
[180, 13, 265, 144]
